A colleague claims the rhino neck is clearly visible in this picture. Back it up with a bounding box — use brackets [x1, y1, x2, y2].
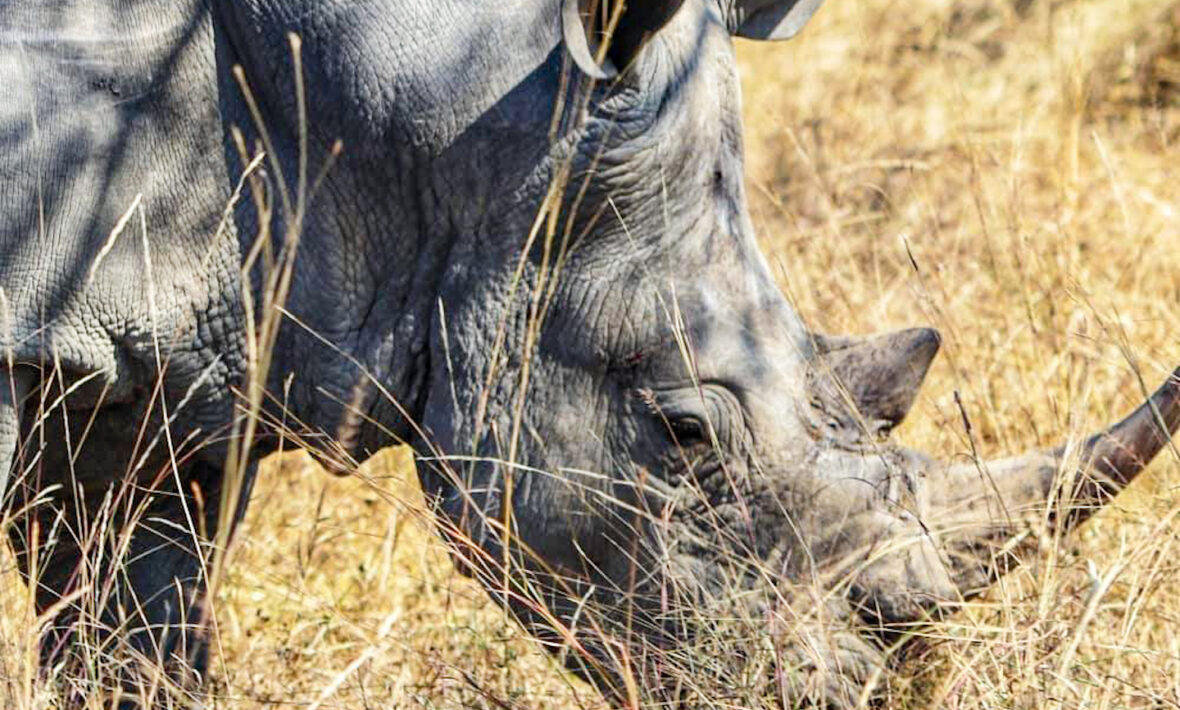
[224, 0, 576, 465]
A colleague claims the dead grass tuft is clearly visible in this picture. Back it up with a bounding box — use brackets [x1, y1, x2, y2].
[0, 0, 1177, 707]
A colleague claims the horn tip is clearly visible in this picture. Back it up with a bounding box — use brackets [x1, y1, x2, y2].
[1155, 365, 1180, 419]
[901, 327, 941, 375]
[913, 326, 942, 356]
[1146, 365, 1180, 410]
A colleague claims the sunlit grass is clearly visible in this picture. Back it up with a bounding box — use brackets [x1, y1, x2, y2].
[0, 0, 1176, 707]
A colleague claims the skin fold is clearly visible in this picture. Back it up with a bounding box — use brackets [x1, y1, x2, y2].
[1, 1, 1177, 706]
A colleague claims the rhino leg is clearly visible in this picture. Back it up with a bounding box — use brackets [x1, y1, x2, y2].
[0, 367, 33, 503]
[5, 387, 256, 706]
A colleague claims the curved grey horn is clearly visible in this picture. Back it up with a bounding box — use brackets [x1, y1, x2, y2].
[927, 367, 1180, 594]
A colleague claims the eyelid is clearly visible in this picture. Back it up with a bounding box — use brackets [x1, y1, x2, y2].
[669, 415, 706, 441]
[637, 382, 743, 440]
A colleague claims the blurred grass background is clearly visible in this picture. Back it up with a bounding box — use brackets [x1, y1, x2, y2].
[3, 0, 1178, 707]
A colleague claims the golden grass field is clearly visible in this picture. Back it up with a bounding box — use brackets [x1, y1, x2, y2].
[3, 0, 1180, 707]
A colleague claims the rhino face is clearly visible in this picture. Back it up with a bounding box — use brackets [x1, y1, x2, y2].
[415, 0, 1180, 701]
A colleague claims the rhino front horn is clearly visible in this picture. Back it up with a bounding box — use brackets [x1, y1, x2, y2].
[929, 366, 1180, 595]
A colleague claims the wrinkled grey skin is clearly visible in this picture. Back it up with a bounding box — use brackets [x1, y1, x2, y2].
[2, 0, 1178, 706]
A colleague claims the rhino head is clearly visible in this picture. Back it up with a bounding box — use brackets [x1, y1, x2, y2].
[407, 0, 1180, 703]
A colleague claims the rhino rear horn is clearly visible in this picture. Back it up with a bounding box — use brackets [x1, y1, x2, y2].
[562, 0, 688, 79]
[812, 328, 941, 435]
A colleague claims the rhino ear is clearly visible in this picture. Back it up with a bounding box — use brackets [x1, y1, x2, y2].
[562, 0, 688, 79]
[811, 328, 941, 436]
[730, 0, 825, 40]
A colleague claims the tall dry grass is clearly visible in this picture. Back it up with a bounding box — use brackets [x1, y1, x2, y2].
[743, 0, 1180, 705]
[0, 0, 1176, 707]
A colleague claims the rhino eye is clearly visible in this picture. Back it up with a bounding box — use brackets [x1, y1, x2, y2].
[668, 416, 707, 446]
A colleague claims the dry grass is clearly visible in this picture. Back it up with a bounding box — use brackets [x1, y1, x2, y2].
[2, 0, 1179, 707]
[741, 0, 1180, 705]
[209, 448, 606, 709]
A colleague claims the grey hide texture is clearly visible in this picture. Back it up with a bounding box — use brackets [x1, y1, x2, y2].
[2, 0, 1178, 707]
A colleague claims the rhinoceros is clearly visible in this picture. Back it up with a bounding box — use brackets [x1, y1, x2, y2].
[2, 0, 1177, 707]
